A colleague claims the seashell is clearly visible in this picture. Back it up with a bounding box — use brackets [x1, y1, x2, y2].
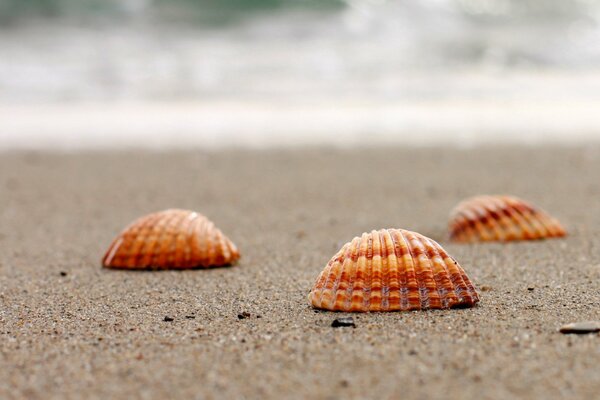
[102, 209, 240, 269]
[449, 195, 567, 243]
[309, 228, 479, 312]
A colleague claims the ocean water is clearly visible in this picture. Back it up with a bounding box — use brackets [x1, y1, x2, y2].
[1, 0, 600, 148]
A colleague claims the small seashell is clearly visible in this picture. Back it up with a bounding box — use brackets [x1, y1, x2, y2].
[309, 228, 479, 312]
[559, 321, 600, 334]
[102, 209, 240, 269]
[449, 195, 566, 243]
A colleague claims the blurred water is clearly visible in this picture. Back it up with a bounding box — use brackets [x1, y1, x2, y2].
[1, 0, 599, 102]
[1, 0, 600, 148]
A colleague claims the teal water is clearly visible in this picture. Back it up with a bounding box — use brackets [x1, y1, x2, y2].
[0, 0, 344, 24]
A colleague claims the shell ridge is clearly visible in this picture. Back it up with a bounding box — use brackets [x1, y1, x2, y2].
[362, 232, 375, 311]
[453, 258, 478, 304]
[189, 214, 210, 266]
[397, 230, 419, 310]
[349, 233, 368, 311]
[531, 210, 562, 237]
[475, 201, 506, 241]
[410, 233, 431, 309]
[173, 212, 193, 268]
[414, 233, 442, 309]
[165, 211, 188, 268]
[197, 217, 212, 265]
[413, 232, 439, 309]
[128, 212, 164, 268]
[500, 203, 537, 240]
[367, 230, 384, 311]
[137, 212, 170, 267]
[444, 251, 478, 305]
[332, 242, 358, 310]
[183, 213, 201, 267]
[464, 206, 494, 241]
[383, 230, 400, 311]
[203, 220, 217, 265]
[425, 237, 457, 307]
[422, 238, 451, 308]
[151, 211, 182, 268]
[444, 255, 470, 305]
[212, 226, 228, 265]
[111, 219, 142, 267]
[348, 234, 369, 311]
[488, 197, 524, 240]
[389, 230, 406, 310]
[216, 228, 232, 264]
[405, 231, 429, 310]
[378, 230, 390, 311]
[430, 240, 464, 307]
[102, 237, 123, 267]
[314, 249, 341, 309]
[510, 203, 548, 238]
[457, 210, 487, 242]
[331, 239, 359, 310]
[332, 245, 353, 310]
[209, 224, 224, 265]
[449, 213, 472, 242]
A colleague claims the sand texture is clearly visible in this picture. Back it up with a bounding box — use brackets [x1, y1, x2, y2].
[0, 147, 599, 399]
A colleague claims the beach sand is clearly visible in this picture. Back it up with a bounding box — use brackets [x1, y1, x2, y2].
[0, 147, 598, 399]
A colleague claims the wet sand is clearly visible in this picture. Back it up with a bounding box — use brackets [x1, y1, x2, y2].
[0, 147, 598, 399]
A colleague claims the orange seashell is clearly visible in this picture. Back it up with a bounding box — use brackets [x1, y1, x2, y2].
[102, 209, 240, 269]
[309, 229, 479, 312]
[449, 195, 567, 243]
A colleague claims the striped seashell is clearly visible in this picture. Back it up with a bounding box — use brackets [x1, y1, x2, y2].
[449, 195, 567, 243]
[309, 228, 479, 312]
[102, 209, 240, 269]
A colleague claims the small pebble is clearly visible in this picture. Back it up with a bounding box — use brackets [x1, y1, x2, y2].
[480, 285, 492, 292]
[163, 316, 174, 322]
[238, 312, 251, 320]
[331, 317, 355, 328]
[559, 321, 600, 334]
[185, 315, 196, 319]
[527, 287, 535, 291]
[59, 271, 67, 277]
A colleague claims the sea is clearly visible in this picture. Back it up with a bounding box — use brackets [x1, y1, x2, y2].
[1, 0, 600, 149]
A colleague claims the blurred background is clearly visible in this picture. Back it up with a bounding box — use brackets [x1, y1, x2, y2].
[1, 0, 600, 149]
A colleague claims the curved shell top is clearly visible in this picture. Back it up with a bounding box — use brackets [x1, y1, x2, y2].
[449, 195, 567, 243]
[102, 209, 240, 269]
[309, 228, 479, 312]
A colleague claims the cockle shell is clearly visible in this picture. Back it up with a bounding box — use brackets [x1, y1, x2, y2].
[309, 228, 479, 312]
[449, 195, 566, 243]
[102, 209, 240, 269]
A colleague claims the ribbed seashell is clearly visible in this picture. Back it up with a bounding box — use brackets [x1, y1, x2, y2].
[449, 195, 566, 243]
[309, 229, 479, 312]
[102, 209, 240, 269]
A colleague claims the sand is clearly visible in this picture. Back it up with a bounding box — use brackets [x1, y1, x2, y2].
[0, 147, 598, 399]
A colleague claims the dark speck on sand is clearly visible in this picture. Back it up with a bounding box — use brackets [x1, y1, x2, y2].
[331, 317, 356, 328]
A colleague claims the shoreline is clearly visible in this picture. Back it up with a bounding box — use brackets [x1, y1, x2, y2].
[2, 98, 600, 150]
